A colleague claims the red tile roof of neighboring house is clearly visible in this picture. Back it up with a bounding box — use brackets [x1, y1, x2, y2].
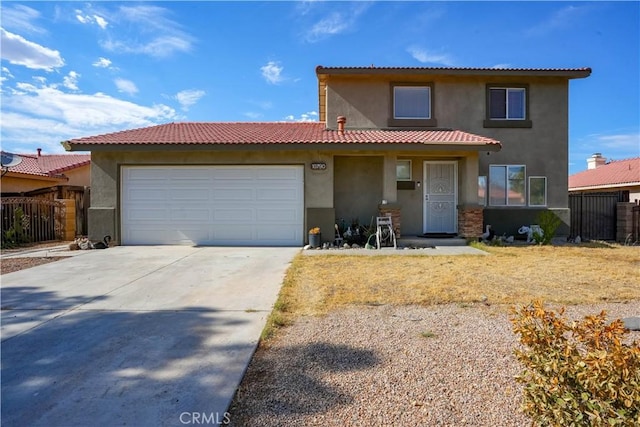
[63, 122, 501, 149]
[569, 157, 640, 190]
[1, 152, 91, 177]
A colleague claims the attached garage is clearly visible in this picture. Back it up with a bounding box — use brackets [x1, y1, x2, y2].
[121, 165, 304, 246]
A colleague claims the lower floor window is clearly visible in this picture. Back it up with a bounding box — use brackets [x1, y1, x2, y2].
[529, 176, 547, 206]
[489, 165, 525, 206]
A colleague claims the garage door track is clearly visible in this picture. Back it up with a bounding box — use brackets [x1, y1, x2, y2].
[1, 246, 299, 427]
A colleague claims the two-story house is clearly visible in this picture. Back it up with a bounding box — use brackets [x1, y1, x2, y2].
[63, 65, 590, 246]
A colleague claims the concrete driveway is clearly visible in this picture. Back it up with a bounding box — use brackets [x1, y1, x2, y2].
[1, 246, 299, 427]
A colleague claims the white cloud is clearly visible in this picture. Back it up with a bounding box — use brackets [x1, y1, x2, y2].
[284, 111, 318, 122]
[174, 89, 205, 111]
[305, 3, 370, 43]
[0, 29, 64, 71]
[93, 57, 112, 68]
[98, 5, 194, 58]
[63, 71, 80, 91]
[261, 61, 284, 84]
[75, 10, 109, 29]
[115, 78, 138, 96]
[594, 133, 640, 152]
[1, 80, 177, 153]
[94, 15, 109, 30]
[102, 36, 192, 59]
[1, 4, 46, 35]
[492, 63, 512, 69]
[526, 5, 591, 37]
[406, 46, 454, 66]
[244, 112, 263, 120]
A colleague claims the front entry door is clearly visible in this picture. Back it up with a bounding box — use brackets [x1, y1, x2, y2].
[423, 161, 458, 234]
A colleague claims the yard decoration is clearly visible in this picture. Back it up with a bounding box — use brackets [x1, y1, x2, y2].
[511, 300, 640, 426]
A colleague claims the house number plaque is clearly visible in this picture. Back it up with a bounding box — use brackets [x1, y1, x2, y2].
[310, 162, 327, 170]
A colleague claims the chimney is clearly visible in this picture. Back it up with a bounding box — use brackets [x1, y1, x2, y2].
[587, 153, 606, 169]
[337, 116, 346, 134]
[37, 148, 42, 157]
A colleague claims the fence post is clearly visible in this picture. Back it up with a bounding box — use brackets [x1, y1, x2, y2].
[616, 202, 634, 243]
[56, 199, 76, 241]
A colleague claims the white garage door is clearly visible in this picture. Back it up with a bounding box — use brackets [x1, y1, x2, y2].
[121, 165, 304, 246]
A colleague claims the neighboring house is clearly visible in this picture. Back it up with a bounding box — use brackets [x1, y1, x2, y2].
[1, 150, 91, 194]
[63, 65, 590, 246]
[569, 153, 640, 202]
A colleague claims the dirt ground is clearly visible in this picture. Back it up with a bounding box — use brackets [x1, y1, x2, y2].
[0, 241, 70, 274]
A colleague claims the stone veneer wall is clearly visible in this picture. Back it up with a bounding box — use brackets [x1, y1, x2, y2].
[378, 204, 401, 238]
[458, 206, 484, 239]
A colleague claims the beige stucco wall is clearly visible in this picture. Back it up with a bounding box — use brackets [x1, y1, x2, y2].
[63, 164, 91, 187]
[325, 74, 573, 236]
[90, 149, 336, 242]
[1, 175, 65, 193]
[1, 165, 90, 194]
[89, 147, 483, 242]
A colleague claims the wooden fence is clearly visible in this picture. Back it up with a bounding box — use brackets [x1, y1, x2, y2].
[1, 197, 65, 244]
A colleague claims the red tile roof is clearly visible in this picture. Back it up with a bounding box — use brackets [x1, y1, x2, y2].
[63, 122, 501, 149]
[1, 152, 91, 177]
[569, 157, 640, 190]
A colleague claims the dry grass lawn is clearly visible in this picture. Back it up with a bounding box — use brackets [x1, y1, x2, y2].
[264, 243, 639, 337]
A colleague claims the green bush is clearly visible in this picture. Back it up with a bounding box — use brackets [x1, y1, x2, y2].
[533, 211, 562, 245]
[511, 300, 640, 426]
[1, 207, 30, 248]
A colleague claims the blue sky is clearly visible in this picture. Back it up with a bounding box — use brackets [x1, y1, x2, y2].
[1, 1, 638, 174]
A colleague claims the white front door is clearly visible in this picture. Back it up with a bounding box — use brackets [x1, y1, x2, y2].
[423, 161, 458, 234]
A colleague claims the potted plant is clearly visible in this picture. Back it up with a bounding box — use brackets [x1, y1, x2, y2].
[308, 227, 321, 248]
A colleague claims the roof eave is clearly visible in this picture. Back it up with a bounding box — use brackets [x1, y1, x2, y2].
[316, 66, 592, 79]
[61, 140, 501, 152]
[569, 182, 640, 191]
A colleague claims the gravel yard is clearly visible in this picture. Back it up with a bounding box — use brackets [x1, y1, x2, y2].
[229, 301, 640, 426]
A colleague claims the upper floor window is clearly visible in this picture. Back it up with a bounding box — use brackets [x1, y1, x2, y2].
[394, 86, 431, 119]
[484, 84, 532, 128]
[489, 88, 525, 120]
[388, 83, 437, 127]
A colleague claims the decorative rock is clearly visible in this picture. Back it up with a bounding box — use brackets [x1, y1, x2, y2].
[351, 243, 361, 249]
[622, 317, 640, 331]
[343, 243, 351, 249]
[303, 244, 311, 250]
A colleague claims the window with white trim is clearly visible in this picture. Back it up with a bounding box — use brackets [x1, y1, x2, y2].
[394, 86, 431, 119]
[529, 176, 547, 206]
[396, 159, 412, 181]
[489, 165, 526, 206]
[489, 87, 526, 120]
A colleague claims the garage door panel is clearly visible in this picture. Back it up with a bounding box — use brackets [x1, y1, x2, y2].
[169, 189, 210, 201]
[128, 208, 169, 221]
[122, 165, 303, 246]
[129, 188, 167, 200]
[257, 168, 300, 180]
[169, 169, 211, 180]
[257, 226, 300, 241]
[256, 208, 299, 222]
[170, 209, 210, 221]
[213, 188, 254, 200]
[257, 188, 299, 201]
